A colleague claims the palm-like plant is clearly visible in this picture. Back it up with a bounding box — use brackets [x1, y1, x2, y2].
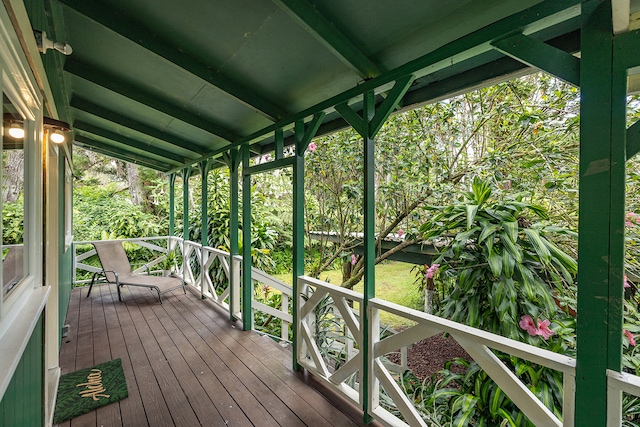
[419, 177, 577, 344]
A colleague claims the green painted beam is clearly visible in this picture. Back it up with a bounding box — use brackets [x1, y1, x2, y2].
[243, 157, 294, 176]
[169, 0, 583, 173]
[65, 59, 241, 142]
[271, 0, 381, 79]
[575, 0, 627, 424]
[369, 75, 415, 137]
[627, 120, 640, 160]
[334, 102, 365, 137]
[491, 33, 580, 86]
[74, 121, 189, 164]
[74, 135, 173, 170]
[612, 27, 640, 71]
[70, 97, 207, 157]
[59, 0, 289, 122]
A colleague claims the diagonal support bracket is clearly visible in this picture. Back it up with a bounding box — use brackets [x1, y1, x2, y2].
[295, 113, 326, 154]
[491, 33, 580, 87]
[335, 75, 415, 139]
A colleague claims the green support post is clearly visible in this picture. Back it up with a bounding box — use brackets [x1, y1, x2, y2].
[168, 173, 176, 237]
[226, 149, 240, 322]
[575, 1, 627, 424]
[200, 160, 212, 299]
[182, 167, 191, 242]
[292, 114, 324, 370]
[242, 145, 252, 331]
[335, 76, 413, 423]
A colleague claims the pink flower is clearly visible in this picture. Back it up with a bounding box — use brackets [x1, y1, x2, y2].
[351, 254, 357, 265]
[425, 263, 440, 279]
[397, 229, 404, 237]
[625, 329, 637, 346]
[536, 319, 555, 340]
[624, 275, 631, 289]
[308, 142, 317, 153]
[519, 315, 538, 336]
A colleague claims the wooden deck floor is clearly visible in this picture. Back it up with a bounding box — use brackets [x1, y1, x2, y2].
[57, 284, 376, 427]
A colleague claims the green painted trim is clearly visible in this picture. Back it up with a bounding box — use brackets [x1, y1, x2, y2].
[243, 157, 294, 176]
[182, 167, 191, 242]
[74, 136, 173, 171]
[292, 113, 324, 370]
[200, 160, 212, 248]
[74, 121, 188, 164]
[275, 128, 284, 160]
[228, 149, 240, 322]
[613, 27, 640, 71]
[491, 32, 580, 86]
[334, 102, 365, 137]
[70, 96, 207, 156]
[59, 0, 288, 121]
[169, 173, 176, 236]
[626, 120, 640, 161]
[272, 0, 381, 78]
[575, 1, 626, 424]
[65, 59, 241, 141]
[369, 75, 415, 138]
[242, 145, 253, 331]
[361, 90, 376, 423]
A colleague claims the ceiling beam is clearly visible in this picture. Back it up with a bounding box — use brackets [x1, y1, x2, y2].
[70, 96, 207, 157]
[58, 0, 289, 122]
[74, 121, 192, 164]
[65, 59, 241, 142]
[271, 0, 381, 79]
[75, 135, 174, 171]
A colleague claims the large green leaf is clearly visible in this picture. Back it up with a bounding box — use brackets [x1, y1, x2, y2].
[478, 224, 500, 245]
[500, 232, 523, 263]
[503, 220, 519, 243]
[466, 204, 479, 230]
[488, 251, 503, 277]
[502, 249, 515, 278]
[523, 228, 552, 265]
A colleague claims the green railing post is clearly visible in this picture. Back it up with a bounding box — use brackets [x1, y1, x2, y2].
[182, 167, 191, 242]
[335, 76, 413, 423]
[200, 160, 212, 248]
[168, 173, 176, 237]
[225, 150, 241, 322]
[241, 144, 252, 331]
[575, 1, 627, 424]
[292, 114, 324, 370]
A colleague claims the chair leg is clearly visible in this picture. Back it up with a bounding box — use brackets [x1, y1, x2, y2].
[87, 273, 98, 298]
[117, 283, 123, 301]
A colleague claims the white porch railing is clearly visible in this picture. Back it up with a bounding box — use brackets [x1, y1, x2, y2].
[297, 275, 578, 427]
[73, 236, 293, 342]
[607, 370, 640, 426]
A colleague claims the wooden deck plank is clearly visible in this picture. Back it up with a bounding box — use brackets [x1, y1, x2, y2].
[180, 298, 345, 427]
[57, 285, 379, 427]
[99, 284, 147, 427]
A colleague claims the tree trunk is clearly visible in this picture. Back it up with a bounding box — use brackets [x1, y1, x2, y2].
[2, 150, 24, 203]
[126, 162, 143, 206]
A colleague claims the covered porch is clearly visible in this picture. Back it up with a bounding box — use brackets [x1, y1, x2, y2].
[58, 273, 371, 427]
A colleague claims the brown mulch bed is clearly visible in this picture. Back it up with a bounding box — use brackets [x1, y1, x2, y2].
[387, 333, 471, 380]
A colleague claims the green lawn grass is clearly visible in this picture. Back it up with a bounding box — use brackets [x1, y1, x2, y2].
[274, 260, 421, 328]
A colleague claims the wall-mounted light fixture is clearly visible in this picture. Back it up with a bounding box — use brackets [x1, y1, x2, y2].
[44, 117, 72, 144]
[2, 114, 72, 144]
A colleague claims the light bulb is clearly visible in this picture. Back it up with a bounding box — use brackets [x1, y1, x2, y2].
[50, 130, 65, 144]
[8, 123, 24, 139]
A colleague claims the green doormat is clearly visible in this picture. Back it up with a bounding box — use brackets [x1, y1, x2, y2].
[54, 358, 128, 424]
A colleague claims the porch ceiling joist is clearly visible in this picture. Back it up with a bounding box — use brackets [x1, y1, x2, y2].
[271, 0, 382, 79]
[73, 121, 195, 165]
[64, 59, 240, 143]
[57, 0, 288, 122]
[69, 97, 208, 157]
[74, 135, 175, 171]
